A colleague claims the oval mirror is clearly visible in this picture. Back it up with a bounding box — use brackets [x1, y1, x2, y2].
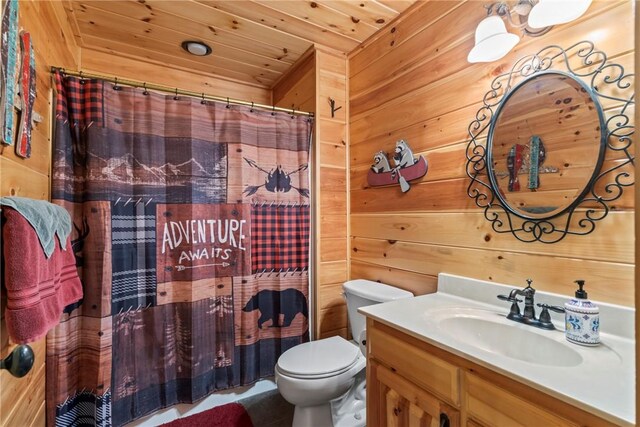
[465, 41, 634, 243]
[487, 71, 605, 219]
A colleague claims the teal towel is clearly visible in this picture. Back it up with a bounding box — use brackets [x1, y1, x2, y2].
[0, 197, 72, 258]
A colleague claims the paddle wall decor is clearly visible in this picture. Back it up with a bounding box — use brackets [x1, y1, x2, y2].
[367, 139, 428, 193]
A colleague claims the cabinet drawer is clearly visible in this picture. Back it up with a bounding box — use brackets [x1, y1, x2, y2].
[369, 326, 460, 406]
[465, 373, 579, 427]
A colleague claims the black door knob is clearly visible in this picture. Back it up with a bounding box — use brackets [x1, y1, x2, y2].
[0, 345, 35, 378]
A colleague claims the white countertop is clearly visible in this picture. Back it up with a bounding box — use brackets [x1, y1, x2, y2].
[359, 273, 635, 426]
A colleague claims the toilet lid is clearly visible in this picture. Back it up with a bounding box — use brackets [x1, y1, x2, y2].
[277, 336, 361, 379]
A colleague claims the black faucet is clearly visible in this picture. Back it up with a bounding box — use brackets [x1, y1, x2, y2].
[497, 279, 565, 330]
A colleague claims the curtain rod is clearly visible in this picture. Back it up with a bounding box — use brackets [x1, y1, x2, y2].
[50, 67, 314, 118]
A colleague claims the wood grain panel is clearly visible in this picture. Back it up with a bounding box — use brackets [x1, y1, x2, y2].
[1, 2, 80, 426]
[63, 0, 417, 88]
[0, 339, 46, 423]
[81, 0, 308, 60]
[319, 261, 348, 285]
[199, 1, 359, 51]
[351, 212, 635, 264]
[318, 283, 346, 310]
[321, 190, 348, 213]
[351, 0, 624, 112]
[319, 138, 348, 167]
[465, 373, 579, 427]
[318, 304, 348, 332]
[81, 48, 271, 104]
[253, 0, 380, 40]
[351, 237, 633, 306]
[322, 1, 399, 27]
[28, 401, 46, 427]
[350, 0, 479, 99]
[1, 128, 51, 177]
[1, 363, 46, 427]
[320, 237, 348, 262]
[315, 50, 350, 338]
[349, 74, 633, 170]
[72, 5, 293, 75]
[350, 2, 631, 132]
[348, 1, 633, 310]
[349, 1, 462, 76]
[81, 35, 276, 88]
[273, 52, 316, 112]
[377, 1, 418, 14]
[74, 11, 283, 85]
[320, 214, 348, 239]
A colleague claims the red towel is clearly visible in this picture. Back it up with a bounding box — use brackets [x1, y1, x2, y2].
[2, 207, 83, 343]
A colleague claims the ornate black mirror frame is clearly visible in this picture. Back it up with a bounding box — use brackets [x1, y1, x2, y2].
[466, 41, 634, 243]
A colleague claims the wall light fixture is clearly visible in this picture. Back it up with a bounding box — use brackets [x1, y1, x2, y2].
[467, 0, 592, 63]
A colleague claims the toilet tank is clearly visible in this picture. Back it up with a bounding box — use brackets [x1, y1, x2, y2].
[343, 279, 413, 342]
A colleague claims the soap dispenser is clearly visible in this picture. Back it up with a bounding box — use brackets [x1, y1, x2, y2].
[565, 280, 600, 346]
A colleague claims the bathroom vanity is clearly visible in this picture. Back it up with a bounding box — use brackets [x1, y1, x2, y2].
[359, 274, 634, 427]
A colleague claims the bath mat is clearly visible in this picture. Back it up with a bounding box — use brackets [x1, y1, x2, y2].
[160, 403, 254, 427]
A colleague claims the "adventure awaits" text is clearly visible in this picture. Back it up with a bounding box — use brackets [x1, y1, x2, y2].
[161, 218, 248, 254]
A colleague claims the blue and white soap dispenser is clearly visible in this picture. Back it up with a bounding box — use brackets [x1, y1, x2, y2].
[565, 280, 600, 346]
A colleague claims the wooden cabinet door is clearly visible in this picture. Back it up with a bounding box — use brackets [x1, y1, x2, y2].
[369, 360, 460, 427]
[465, 373, 579, 427]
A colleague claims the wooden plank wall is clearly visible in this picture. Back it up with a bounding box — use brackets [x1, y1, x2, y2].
[0, 1, 80, 426]
[80, 48, 271, 105]
[348, 0, 634, 305]
[273, 47, 350, 339]
[314, 49, 349, 339]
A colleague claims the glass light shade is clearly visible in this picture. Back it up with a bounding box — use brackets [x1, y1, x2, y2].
[467, 16, 520, 63]
[181, 40, 212, 56]
[186, 42, 210, 56]
[528, 0, 593, 28]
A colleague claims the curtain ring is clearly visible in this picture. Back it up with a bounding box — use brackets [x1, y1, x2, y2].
[290, 108, 295, 119]
[113, 77, 121, 91]
[79, 71, 85, 85]
[142, 82, 149, 96]
[250, 101, 254, 113]
[173, 88, 179, 100]
[226, 97, 230, 109]
[201, 93, 207, 105]
[271, 105, 276, 116]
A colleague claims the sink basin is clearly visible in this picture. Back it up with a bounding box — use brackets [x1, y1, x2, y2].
[438, 315, 583, 367]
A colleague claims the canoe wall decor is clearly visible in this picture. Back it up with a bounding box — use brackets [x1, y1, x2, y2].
[368, 139, 428, 193]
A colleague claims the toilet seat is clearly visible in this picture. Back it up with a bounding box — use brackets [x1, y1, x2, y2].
[277, 336, 361, 380]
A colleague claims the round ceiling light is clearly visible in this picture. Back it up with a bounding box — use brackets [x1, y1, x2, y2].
[181, 40, 212, 56]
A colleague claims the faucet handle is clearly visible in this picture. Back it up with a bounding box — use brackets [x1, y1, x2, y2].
[498, 294, 522, 318]
[525, 278, 534, 288]
[536, 303, 564, 329]
[537, 303, 565, 314]
[498, 294, 522, 303]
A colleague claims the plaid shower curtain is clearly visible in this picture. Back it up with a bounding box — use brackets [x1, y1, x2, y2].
[47, 72, 312, 426]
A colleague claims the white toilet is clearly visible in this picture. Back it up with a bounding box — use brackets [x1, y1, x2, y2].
[275, 279, 414, 427]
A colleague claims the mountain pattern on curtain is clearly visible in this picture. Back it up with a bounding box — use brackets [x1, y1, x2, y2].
[47, 72, 312, 427]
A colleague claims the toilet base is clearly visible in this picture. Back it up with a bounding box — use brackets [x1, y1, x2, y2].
[332, 369, 366, 427]
[293, 403, 333, 427]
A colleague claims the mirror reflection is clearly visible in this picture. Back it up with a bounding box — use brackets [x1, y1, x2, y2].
[489, 72, 603, 218]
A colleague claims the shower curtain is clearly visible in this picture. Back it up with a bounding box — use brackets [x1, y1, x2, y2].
[47, 72, 313, 426]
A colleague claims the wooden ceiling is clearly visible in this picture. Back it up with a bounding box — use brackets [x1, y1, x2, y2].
[63, 0, 419, 88]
